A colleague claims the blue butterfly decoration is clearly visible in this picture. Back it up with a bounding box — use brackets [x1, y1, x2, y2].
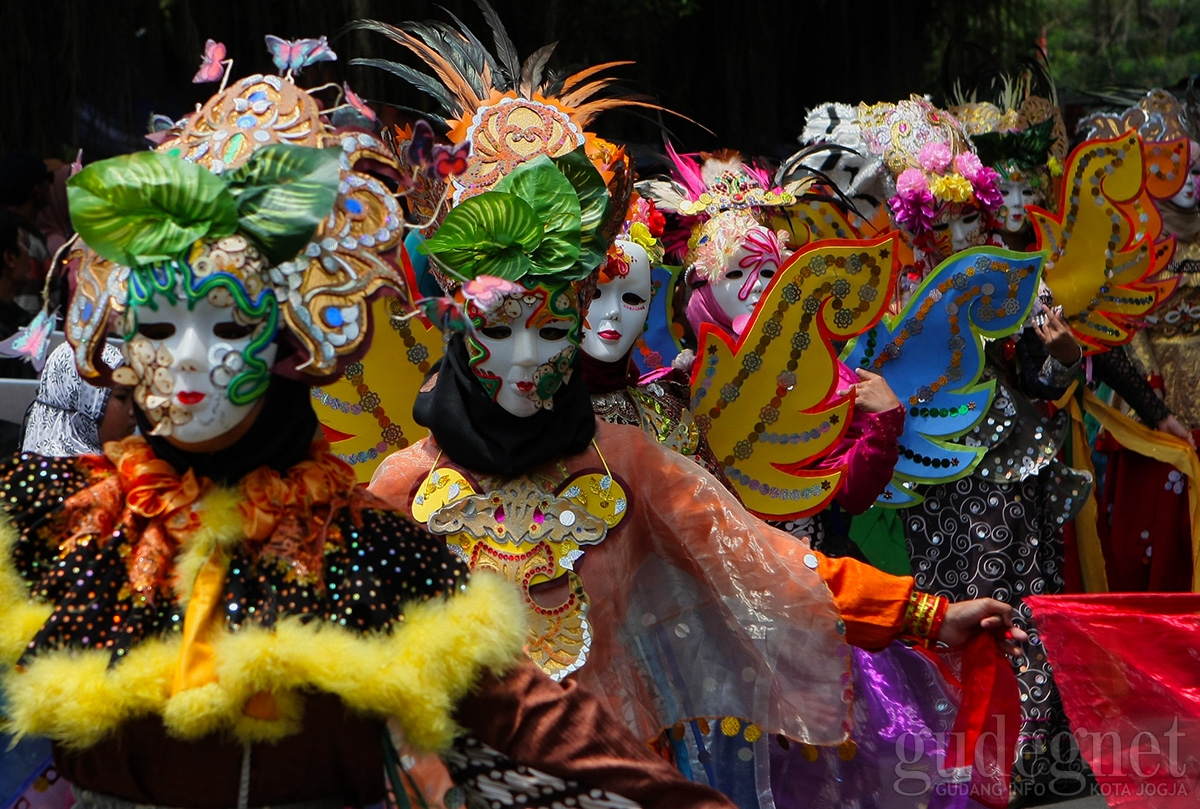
[264, 35, 337, 76]
[0, 307, 58, 373]
[842, 247, 1045, 506]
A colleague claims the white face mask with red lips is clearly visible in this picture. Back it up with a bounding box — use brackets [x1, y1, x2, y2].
[118, 294, 278, 443]
[1172, 164, 1200, 209]
[997, 179, 1037, 233]
[582, 240, 652, 364]
[471, 287, 579, 418]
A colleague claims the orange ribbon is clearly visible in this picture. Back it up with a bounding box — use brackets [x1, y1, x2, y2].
[67, 437, 359, 711]
[238, 438, 358, 541]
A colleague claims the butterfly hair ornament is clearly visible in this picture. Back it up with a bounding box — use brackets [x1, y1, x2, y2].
[65, 42, 468, 397]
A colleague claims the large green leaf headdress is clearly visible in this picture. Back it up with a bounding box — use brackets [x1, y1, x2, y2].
[67, 145, 338, 401]
[421, 147, 611, 289]
[66, 70, 412, 387]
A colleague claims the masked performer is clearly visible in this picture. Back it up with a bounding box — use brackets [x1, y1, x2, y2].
[1079, 89, 1200, 592]
[638, 149, 904, 554]
[355, 9, 1024, 809]
[847, 95, 1095, 801]
[0, 61, 739, 809]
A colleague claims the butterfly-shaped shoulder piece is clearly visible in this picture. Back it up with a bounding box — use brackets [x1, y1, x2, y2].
[264, 35, 337, 75]
[842, 247, 1044, 506]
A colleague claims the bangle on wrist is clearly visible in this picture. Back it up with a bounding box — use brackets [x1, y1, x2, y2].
[902, 590, 949, 646]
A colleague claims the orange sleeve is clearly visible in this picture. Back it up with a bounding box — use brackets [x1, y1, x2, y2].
[816, 553, 914, 650]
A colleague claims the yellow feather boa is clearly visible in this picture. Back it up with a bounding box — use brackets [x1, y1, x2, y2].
[0, 490, 529, 752]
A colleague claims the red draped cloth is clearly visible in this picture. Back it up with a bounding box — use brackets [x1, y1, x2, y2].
[1025, 594, 1200, 806]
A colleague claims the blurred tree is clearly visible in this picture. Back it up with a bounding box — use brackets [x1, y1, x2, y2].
[1041, 0, 1200, 93]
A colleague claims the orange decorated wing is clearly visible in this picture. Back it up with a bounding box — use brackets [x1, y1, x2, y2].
[1031, 133, 1172, 352]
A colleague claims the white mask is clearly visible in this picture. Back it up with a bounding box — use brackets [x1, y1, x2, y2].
[1171, 166, 1200, 209]
[116, 291, 278, 443]
[582, 241, 652, 364]
[998, 179, 1037, 233]
[949, 209, 985, 252]
[470, 284, 580, 418]
[710, 225, 782, 329]
[929, 205, 986, 259]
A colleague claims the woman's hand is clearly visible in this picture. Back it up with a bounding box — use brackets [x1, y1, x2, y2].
[1033, 310, 1083, 366]
[936, 598, 1027, 657]
[1156, 413, 1195, 448]
[839, 368, 902, 414]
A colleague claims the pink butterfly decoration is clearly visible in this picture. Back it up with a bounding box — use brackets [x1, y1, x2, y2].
[343, 84, 377, 122]
[463, 276, 522, 313]
[192, 39, 227, 84]
[265, 35, 337, 75]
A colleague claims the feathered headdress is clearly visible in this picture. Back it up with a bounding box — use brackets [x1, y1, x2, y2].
[347, 0, 646, 292]
[638, 144, 797, 283]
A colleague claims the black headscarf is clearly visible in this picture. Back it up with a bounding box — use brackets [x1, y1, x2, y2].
[414, 335, 595, 477]
[139, 375, 318, 485]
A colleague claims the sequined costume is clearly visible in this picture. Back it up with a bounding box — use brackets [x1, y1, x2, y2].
[0, 432, 732, 809]
[585, 356, 730, 485]
[903, 339, 1091, 798]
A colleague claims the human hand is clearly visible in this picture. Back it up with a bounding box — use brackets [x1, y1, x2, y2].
[935, 598, 1027, 657]
[1032, 310, 1082, 366]
[672, 348, 696, 375]
[839, 368, 902, 414]
[1157, 414, 1195, 448]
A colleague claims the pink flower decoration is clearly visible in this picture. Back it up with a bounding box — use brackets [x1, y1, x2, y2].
[896, 168, 929, 196]
[918, 142, 953, 173]
[972, 167, 1003, 210]
[955, 152, 983, 181]
[889, 189, 937, 234]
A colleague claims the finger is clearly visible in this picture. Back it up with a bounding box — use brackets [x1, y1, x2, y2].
[837, 387, 853, 397]
[855, 368, 880, 381]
